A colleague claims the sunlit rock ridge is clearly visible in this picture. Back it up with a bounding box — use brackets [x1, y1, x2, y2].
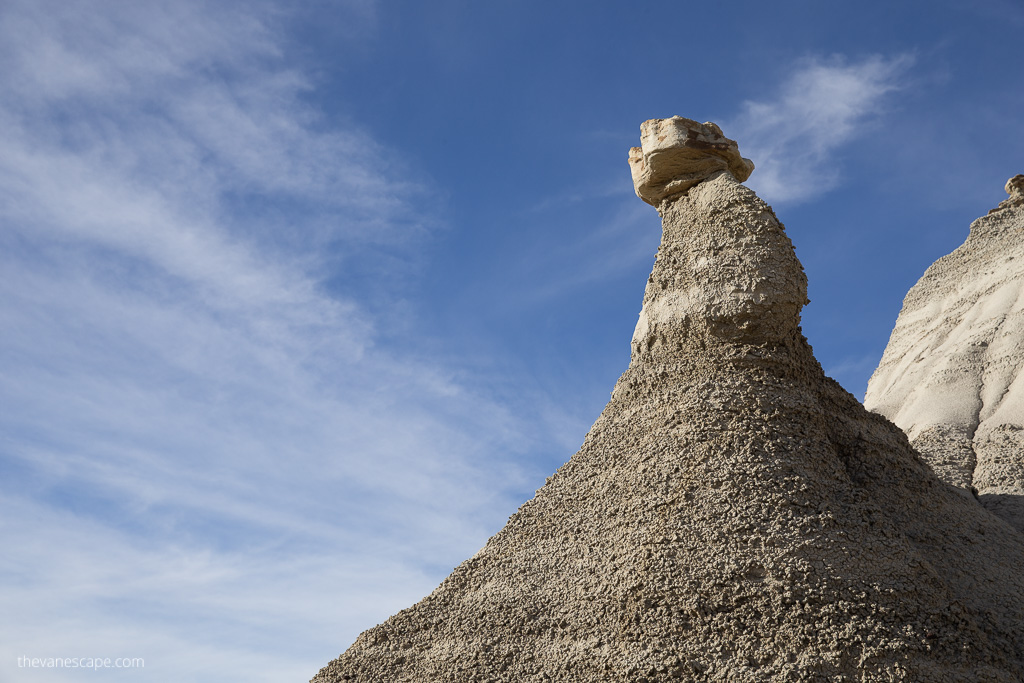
[865, 174, 1024, 533]
[312, 118, 1024, 682]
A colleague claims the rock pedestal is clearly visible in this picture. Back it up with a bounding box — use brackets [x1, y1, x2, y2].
[312, 121, 1024, 683]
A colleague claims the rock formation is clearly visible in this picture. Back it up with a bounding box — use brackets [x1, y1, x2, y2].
[312, 118, 1024, 682]
[628, 117, 754, 206]
[865, 175, 1024, 533]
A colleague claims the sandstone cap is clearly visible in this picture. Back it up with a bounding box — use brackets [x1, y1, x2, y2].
[628, 116, 754, 206]
[1006, 173, 1024, 201]
[986, 174, 1024, 214]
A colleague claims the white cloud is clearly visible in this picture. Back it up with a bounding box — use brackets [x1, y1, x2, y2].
[729, 54, 912, 204]
[513, 199, 660, 305]
[0, 1, 562, 680]
[0, 494, 440, 681]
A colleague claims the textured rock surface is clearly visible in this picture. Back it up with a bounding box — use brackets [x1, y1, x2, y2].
[865, 178, 1024, 532]
[313, 123, 1024, 682]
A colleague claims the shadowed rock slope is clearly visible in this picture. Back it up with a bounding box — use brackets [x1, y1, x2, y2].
[312, 119, 1024, 683]
[865, 175, 1024, 532]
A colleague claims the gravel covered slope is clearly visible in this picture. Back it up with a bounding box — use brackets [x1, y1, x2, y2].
[312, 129, 1024, 683]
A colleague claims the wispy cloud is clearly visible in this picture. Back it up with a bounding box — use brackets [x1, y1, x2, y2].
[729, 54, 913, 204]
[512, 199, 660, 305]
[0, 1, 559, 680]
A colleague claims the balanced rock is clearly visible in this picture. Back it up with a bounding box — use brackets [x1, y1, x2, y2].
[628, 116, 754, 207]
[313, 121, 1024, 682]
[865, 177, 1024, 532]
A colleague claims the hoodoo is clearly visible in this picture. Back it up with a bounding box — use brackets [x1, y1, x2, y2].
[866, 174, 1024, 533]
[313, 118, 1024, 682]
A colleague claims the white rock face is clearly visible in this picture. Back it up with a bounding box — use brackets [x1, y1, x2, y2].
[865, 177, 1024, 531]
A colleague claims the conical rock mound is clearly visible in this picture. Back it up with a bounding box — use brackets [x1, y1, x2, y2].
[313, 120, 1024, 682]
[865, 175, 1024, 532]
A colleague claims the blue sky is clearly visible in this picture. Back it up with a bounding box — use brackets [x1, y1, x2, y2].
[1, 1, 1022, 680]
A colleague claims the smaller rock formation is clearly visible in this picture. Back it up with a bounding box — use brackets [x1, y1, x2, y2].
[989, 174, 1024, 214]
[866, 175, 1024, 532]
[628, 116, 754, 207]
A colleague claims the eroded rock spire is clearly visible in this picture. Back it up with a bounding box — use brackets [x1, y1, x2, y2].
[312, 121, 1024, 683]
